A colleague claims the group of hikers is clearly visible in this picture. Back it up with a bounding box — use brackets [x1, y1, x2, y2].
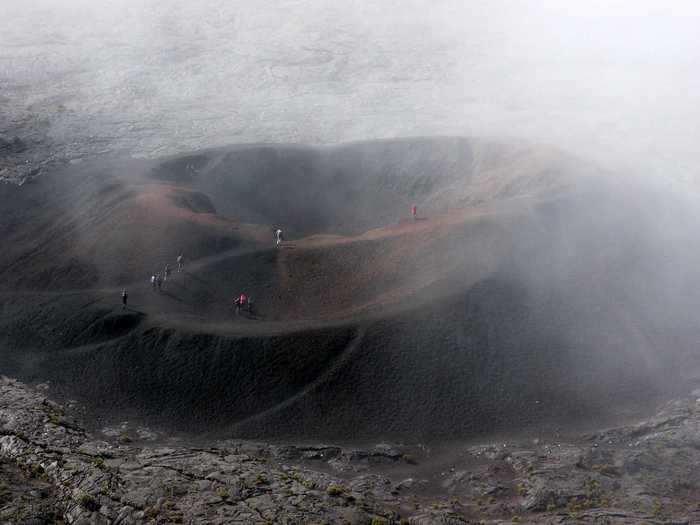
[150, 256, 181, 291]
[148, 255, 183, 292]
[121, 254, 184, 309]
[118, 242, 259, 316]
[119, 208, 415, 313]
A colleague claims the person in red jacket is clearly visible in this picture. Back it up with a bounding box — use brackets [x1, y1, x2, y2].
[234, 293, 248, 315]
[411, 205, 417, 220]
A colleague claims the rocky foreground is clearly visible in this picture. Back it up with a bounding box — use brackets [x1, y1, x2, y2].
[1, 376, 699, 524]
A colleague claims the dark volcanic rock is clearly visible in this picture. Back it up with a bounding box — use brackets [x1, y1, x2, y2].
[2, 377, 700, 524]
[0, 135, 27, 155]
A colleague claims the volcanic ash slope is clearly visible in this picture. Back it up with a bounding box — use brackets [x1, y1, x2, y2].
[1, 137, 699, 440]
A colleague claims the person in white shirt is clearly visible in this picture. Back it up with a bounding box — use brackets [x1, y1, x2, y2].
[275, 228, 284, 247]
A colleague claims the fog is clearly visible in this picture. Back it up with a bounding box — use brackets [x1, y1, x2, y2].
[1, 0, 700, 181]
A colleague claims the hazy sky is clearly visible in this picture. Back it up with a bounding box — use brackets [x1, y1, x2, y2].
[1, 0, 699, 179]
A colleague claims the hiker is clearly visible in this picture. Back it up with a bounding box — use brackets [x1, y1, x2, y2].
[121, 289, 128, 310]
[177, 254, 184, 272]
[156, 272, 163, 291]
[412, 205, 417, 220]
[234, 293, 248, 315]
[275, 228, 284, 247]
[164, 263, 171, 281]
[150, 274, 156, 290]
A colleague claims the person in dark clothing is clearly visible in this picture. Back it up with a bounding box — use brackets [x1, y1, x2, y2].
[121, 289, 128, 309]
